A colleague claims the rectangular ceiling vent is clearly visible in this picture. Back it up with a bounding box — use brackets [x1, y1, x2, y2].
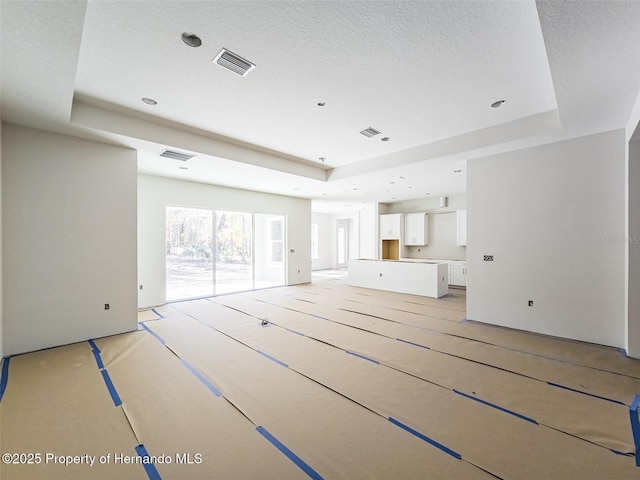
[213, 48, 256, 77]
[159, 149, 194, 161]
[360, 127, 381, 138]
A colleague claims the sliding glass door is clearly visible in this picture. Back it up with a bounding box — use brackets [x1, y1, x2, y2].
[166, 207, 286, 301]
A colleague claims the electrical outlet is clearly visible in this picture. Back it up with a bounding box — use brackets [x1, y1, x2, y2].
[483, 255, 494, 261]
[104, 303, 110, 310]
[528, 300, 533, 307]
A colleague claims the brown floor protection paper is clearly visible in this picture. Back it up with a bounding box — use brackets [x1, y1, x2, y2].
[144, 315, 495, 480]
[94, 330, 310, 480]
[3, 274, 639, 480]
[240, 291, 640, 405]
[0, 342, 147, 480]
[296, 279, 639, 378]
[168, 300, 632, 473]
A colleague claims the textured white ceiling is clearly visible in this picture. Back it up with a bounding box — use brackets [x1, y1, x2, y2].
[2, 0, 640, 209]
[74, 0, 556, 167]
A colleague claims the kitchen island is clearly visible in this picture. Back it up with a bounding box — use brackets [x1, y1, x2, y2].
[347, 258, 449, 298]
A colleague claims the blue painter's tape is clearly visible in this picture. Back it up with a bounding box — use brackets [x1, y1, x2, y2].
[101, 369, 122, 407]
[256, 426, 324, 479]
[388, 417, 461, 460]
[88, 339, 100, 353]
[0, 357, 11, 402]
[396, 338, 430, 350]
[139, 322, 166, 345]
[460, 317, 468, 323]
[284, 327, 305, 336]
[611, 449, 633, 456]
[92, 348, 105, 370]
[619, 348, 629, 358]
[547, 382, 625, 406]
[181, 360, 222, 397]
[151, 308, 165, 319]
[257, 350, 289, 368]
[346, 351, 380, 364]
[629, 394, 640, 467]
[454, 389, 538, 424]
[135, 444, 162, 480]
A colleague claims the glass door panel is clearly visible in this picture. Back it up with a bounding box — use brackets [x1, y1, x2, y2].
[215, 210, 253, 294]
[166, 206, 214, 301]
[255, 214, 286, 288]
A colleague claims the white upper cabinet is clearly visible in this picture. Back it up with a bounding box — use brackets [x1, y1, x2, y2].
[379, 214, 403, 239]
[404, 212, 428, 246]
[456, 209, 467, 246]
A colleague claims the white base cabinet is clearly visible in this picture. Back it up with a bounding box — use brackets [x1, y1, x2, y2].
[348, 259, 449, 298]
[449, 261, 467, 287]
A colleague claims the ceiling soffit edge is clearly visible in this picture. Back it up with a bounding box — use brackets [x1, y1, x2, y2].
[70, 98, 328, 182]
[327, 109, 562, 181]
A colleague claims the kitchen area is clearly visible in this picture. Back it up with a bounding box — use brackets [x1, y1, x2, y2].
[312, 194, 467, 299]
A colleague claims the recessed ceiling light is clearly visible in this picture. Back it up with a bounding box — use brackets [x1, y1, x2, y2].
[491, 100, 506, 108]
[381, 137, 390, 142]
[181, 32, 202, 47]
[142, 97, 157, 105]
[317, 102, 325, 107]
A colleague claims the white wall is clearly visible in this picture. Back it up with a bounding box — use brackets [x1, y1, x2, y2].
[311, 211, 363, 270]
[2, 124, 138, 356]
[628, 135, 640, 357]
[138, 174, 311, 308]
[358, 202, 378, 259]
[311, 212, 333, 270]
[0, 120, 3, 361]
[385, 195, 467, 260]
[467, 130, 626, 348]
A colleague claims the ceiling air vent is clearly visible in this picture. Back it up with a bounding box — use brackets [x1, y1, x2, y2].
[360, 127, 381, 138]
[159, 149, 194, 161]
[213, 48, 255, 76]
